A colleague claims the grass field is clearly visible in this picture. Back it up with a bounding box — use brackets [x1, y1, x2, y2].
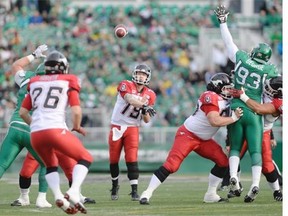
[0, 173, 282, 216]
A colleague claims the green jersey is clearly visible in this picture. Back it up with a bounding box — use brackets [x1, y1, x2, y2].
[231, 50, 278, 110]
[9, 71, 35, 126]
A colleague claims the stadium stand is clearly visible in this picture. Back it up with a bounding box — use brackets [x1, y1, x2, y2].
[0, 0, 282, 173]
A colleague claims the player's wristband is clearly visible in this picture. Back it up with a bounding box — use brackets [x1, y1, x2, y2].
[240, 94, 249, 103]
[27, 54, 35, 63]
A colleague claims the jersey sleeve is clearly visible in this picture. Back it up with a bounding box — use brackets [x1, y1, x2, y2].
[272, 98, 282, 114]
[147, 89, 157, 106]
[21, 94, 32, 110]
[117, 80, 132, 98]
[68, 90, 80, 106]
[69, 75, 81, 92]
[200, 92, 220, 115]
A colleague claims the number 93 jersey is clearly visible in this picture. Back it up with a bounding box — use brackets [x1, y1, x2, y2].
[22, 74, 81, 132]
[232, 50, 278, 110]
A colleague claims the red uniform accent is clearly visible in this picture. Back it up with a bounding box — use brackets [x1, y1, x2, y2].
[163, 91, 230, 173]
[31, 129, 93, 168]
[22, 74, 93, 169]
[239, 98, 282, 174]
[20, 151, 77, 182]
[272, 98, 282, 114]
[163, 125, 228, 173]
[20, 152, 39, 178]
[109, 125, 139, 163]
[109, 80, 156, 164]
[240, 130, 274, 174]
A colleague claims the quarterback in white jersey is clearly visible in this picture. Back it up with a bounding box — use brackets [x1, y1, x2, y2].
[109, 64, 157, 201]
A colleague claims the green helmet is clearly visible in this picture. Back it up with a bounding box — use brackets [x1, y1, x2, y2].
[250, 43, 272, 64]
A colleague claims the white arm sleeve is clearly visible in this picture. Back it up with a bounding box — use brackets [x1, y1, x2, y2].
[220, 23, 239, 63]
[14, 70, 26, 87]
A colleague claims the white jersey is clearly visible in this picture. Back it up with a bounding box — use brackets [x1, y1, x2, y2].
[184, 91, 230, 140]
[23, 74, 81, 132]
[111, 80, 156, 127]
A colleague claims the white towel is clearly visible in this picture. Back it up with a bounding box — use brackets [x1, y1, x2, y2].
[112, 126, 127, 141]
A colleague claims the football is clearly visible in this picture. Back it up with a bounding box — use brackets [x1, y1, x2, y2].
[114, 24, 128, 38]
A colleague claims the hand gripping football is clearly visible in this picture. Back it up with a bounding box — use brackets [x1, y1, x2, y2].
[114, 24, 128, 38]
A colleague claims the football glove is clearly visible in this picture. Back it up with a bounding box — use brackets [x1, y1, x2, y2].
[228, 88, 243, 98]
[32, 44, 48, 59]
[231, 107, 243, 122]
[228, 87, 250, 102]
[142, 105, 156, 117]
[214, 5, 229, 24]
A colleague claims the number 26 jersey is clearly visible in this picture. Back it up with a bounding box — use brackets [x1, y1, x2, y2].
[21, 74, 81, 132]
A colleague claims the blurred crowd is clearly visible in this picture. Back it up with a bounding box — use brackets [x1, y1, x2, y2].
[0, 0, 282, 127]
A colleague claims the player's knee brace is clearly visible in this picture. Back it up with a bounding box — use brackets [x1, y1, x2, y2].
[211, 164, 228, 178]
[19, 175, 31, 189]
[263, 169, 278, 183]
[46, 166, 58, 174]
[110, 163, 119, 178]
[78, 159, 91, 168]
[154, 166, 170, 183]
[126, 162, 139, 180]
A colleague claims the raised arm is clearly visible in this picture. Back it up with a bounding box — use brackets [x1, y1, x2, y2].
[12, 44, 48, 86]
[214, 5, 239, 63]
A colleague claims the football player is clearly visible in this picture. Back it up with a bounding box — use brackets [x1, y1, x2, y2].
[109, 64, 157, 201]
[0, 45, 51, 208]
[139, 73, 243, 204]
[11, 61, 95, 207]
[19, 50, 93, 214]
[228, 76, 283, 201]
[214, 5, 279, 202]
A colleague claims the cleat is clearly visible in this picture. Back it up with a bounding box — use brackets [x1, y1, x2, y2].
[36, 199, 52, 208]
[64, 193, 87, 214]
[56, 199, 78, 214]
[83, 197, 96, 204]
[11, 198, 30, 206]
[129, 191, 139, 201]
[244, 186, 259, 203]
[139, 197, 149, 205]
[139, 190, 152, 205]
[227, 189, 241, 198]
[110, 185, 119, 200]
[273, 190, 282, 202]
[204, 193, 229, 203]
[228, 177, 242, 198]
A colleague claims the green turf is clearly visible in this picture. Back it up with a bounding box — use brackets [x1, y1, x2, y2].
[0, 173, 282, 216]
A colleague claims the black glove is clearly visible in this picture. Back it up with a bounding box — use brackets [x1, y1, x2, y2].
[142, 105, 156, 117]
[214, 5, 229, 24]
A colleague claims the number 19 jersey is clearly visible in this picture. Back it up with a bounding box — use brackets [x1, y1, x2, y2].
[111, 80, 156, 127]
